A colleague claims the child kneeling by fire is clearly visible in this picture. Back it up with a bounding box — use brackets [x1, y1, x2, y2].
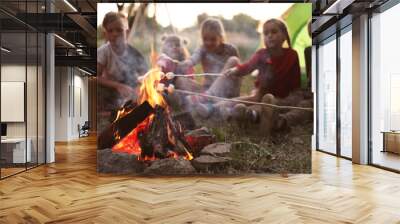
[187, 18, 313, 133]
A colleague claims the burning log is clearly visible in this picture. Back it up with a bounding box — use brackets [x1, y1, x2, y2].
[97, 101, 154, 149]
[103, 68, 194, 161]
[136, 105, 194, 160]
[139, 105, 171, 159]
[165, 113, 194, 159]
[110, 100, 194, 161]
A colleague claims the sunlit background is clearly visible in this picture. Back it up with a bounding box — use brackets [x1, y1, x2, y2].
[98, 3, 294, 30]
[97, 3, 311, 91]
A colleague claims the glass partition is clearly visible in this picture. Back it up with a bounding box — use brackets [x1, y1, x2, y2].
[370, 3, 400, 171]
[339, 27, 352, 158]
[38, 32, 45, 165]
[317, 35, 337, 154]
[0, 10, 28, 177]
[0, 0, 46, 179]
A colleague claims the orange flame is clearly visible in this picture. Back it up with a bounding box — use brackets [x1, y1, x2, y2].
[138, 68, 166, 108]
[112, 68, 194, 161]
[112, 106, 133, 124]
[112, 115, 153, 156]
[150, 44, 159, 68]
[185, 151, 193, 160]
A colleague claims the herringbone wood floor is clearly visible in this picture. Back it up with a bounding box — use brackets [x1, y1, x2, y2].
[1, 136, 400, 224]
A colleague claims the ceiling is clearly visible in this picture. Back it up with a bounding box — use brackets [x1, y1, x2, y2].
[311, 0, 390, 43]
[0, 0, 96, 75]
[1, 0, 394, 75]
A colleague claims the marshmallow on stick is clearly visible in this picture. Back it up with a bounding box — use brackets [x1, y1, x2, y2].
[166, 72, 174, 80]
[156, 83, 165, 92]
[156, 83, 175, 94]
[167, 84, 175, 94]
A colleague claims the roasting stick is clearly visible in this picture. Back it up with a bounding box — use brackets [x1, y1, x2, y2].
[156, 84, 313, 112]
[175, 89, 313, 111]
[139, 72, 223, 83]
[169, 73, 223, 78]
[157, 54, 224, 78]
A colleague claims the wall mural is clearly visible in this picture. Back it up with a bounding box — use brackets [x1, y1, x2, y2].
[97, 3, 313, 175]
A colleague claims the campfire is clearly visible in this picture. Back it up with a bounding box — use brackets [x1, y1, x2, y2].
[110, 68, 194, 161]
[96, 67, 310, 175]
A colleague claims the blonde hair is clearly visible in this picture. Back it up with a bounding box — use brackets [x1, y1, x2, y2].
[102, 11, 128, 29]
[263, 18, 291, 48]
[200, 18, 226, 42]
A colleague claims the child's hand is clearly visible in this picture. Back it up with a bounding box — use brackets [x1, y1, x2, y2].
[157, 59, 167, 69]
[137, 75, 145, 83]
[158, 53, 179, 64]
[223, 67, 238, 77]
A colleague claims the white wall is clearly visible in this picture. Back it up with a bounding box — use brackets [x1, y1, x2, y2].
[1, 64, 46, 164]
[1, 65, 26, 139]
[1, 65, 40, 138]
[72, 72, 89, 138]
[55, 67, 89, 141]
[55, 66, 69, 141]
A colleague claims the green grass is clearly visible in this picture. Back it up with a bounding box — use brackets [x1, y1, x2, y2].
[203, 120, 312, 174]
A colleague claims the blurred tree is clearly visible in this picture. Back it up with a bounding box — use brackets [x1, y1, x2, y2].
[197, 13, 209, 26]
[196, 13, 259, 39]
[117, 3, 124, 12]
[231, 13, 259, 38]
